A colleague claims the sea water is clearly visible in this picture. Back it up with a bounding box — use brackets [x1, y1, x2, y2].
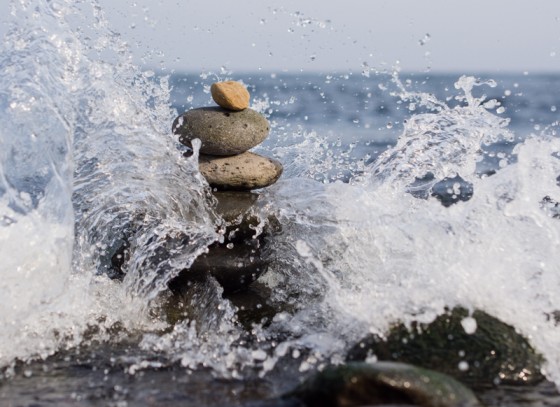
[1, 0, 560, 405]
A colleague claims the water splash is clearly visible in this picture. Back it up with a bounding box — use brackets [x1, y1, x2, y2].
[3, 1, 560, 399]
[0, 0, 217, 368]
[252, 76, 560, 386]
[372, 75, 513, 190]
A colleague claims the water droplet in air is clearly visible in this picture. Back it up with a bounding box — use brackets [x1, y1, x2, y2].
[461, 316, 477, 334]
[386, 122, 393, 129]
[458, 361, 469, 371]
[551, 106, 557, 112]
[418, 33, 431, 46]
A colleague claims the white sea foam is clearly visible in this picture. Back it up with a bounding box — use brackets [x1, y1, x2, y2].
[255, 79, 560, 384]
[0, 0, 216, 369]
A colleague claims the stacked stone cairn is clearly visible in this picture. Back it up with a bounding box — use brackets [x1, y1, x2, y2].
[169, 81, 282, 295]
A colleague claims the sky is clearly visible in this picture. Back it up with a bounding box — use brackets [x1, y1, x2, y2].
[2, 0, 560, 73]
[97, 0, 560, 74]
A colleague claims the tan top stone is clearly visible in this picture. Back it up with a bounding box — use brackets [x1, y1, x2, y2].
[211, 81, 250, 111]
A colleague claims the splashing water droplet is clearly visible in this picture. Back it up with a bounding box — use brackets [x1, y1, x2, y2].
[418, 33, 431, 46]
[461, 317, 477, 334]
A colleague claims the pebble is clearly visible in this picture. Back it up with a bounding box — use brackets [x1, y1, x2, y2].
[199, 152, 283, 191]
[172, 107, 269, 156]
[211, 81, 250, 111]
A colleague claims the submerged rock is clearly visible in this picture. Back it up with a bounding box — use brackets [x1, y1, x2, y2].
[211, 81, 250, 111]
[168, 191, 280, 295]
[172, 107, 269, 156]
[214, 190, 260, 222]
[226, 283, 278, 330]
[168, 236, 269, 294]
[285, 361, 481, 407]
[347, 307, 544, 388]
[213, 191, 281, 239]
[407, 174, 473, 207]
[199, 152, 283, 191]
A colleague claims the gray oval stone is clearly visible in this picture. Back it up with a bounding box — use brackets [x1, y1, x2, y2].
[172, 107, 270, 156]
[199, 152, 283, 191]
[287, 362, 481, 407]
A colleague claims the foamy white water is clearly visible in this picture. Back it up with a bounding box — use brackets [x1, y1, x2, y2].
[0, 0, 217, 369]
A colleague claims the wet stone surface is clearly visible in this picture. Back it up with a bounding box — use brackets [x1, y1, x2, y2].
[199, 152, 284, 191]
[285, 361, 482, 407]
[172, 107, 269, 156]
[347, 307, 544, 388]
[168, 190, 280, 295]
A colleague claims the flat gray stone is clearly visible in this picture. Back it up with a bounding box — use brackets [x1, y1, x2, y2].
[199, 152, 283, 191]
[172, 107, 269, 156]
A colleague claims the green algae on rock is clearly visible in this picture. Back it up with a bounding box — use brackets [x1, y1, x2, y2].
[347, 307, 544, 388]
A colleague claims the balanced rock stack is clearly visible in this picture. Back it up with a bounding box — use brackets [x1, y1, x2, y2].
[172, 81, 283, 191]
[169, 81, 281, 295]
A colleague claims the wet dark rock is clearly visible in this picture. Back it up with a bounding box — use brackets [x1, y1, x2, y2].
[541, 195, 560, 218]
[226, 283, 278, 330]
[347, 308, 544, 388]
[168, 191, 280, 295]
[285, 361, 481, 407]
[199, 152, 283, 191]
[431, 176, 474, 207]
[408, 174, 473, 207]
[214, 190, 260, 222]
[168, 234, 269, 295]
[172, 107, 269, 156]
[213, 190, 281, 241]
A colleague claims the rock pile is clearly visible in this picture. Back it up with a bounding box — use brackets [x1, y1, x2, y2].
[172, 80, 283, 191]
[169, 81, 282, 295]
